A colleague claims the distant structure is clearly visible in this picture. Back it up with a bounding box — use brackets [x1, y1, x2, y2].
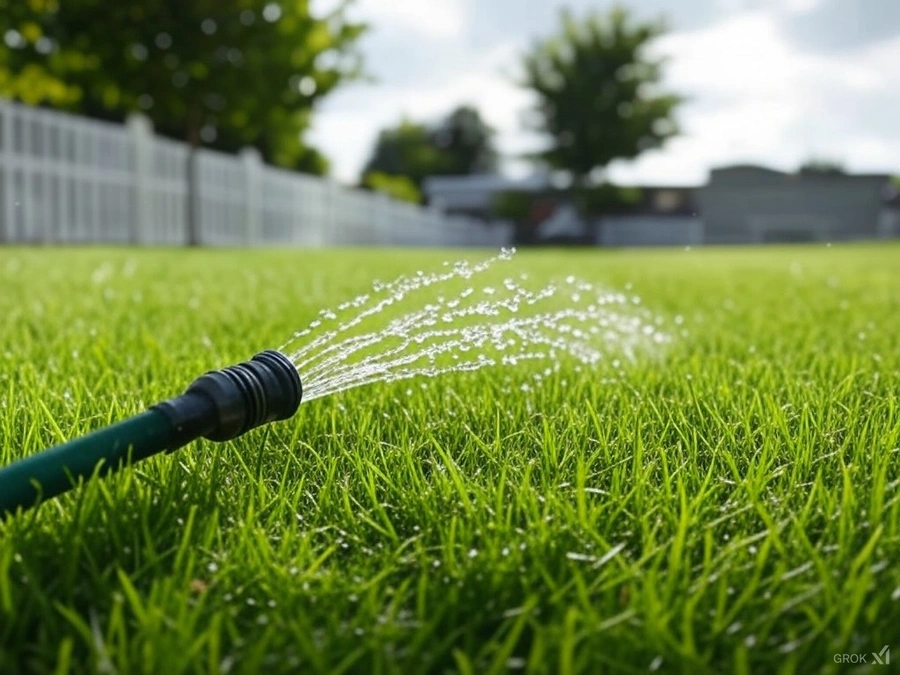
[424, 174, 702, 246]
[425, 174, 552, 220]
[595, 186, 701, 247]
[699, 165, 899, 244]
[424, 165, 900, 246]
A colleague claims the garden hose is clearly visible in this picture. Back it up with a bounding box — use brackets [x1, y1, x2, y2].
[0, 350, 302, 517]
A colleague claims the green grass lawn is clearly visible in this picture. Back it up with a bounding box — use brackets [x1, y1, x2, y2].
[1, 244, 899, 674]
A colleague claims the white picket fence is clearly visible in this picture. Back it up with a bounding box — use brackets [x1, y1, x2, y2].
[0, 99, 512, 247]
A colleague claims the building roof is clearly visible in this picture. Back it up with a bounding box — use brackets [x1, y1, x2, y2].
[424, 165, 900, 215]
[709, 164, 894, 185]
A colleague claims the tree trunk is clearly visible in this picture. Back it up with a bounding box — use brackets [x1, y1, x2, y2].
[571, 174, 596, 246]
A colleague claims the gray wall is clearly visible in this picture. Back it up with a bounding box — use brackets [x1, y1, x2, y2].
[597, 216, 704, 247]
[698, 167, 890, 244]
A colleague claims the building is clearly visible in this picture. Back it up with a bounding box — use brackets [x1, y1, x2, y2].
[424, 174, 552, 219]
[699, 165, 899, 244]
[595, 186, 702, 247]
[424, 165, 900, 246]
[424, 174, 702, 247]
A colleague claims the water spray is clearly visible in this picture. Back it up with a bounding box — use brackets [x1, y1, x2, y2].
[0, 350, 302, 517]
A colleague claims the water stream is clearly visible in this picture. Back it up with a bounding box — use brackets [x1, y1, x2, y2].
[279, 248, 671, 401]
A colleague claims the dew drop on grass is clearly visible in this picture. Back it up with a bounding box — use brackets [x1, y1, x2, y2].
[778, 640, 801, 654]
[566, 552, 594, 562]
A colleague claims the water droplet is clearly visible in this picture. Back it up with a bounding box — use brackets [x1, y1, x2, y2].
[286, 250, 672, 402]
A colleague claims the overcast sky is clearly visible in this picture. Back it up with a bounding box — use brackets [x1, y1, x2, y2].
[307, 0, 900, 186]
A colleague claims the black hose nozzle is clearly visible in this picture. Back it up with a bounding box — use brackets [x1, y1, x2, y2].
[0, 350, 303, 516]
[155, 349, 304, 448]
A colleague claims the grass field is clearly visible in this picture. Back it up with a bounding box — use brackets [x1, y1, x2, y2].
[1, 244, 899, 674]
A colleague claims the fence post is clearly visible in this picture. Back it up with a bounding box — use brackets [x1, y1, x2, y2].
[241, 147, 262, 245]
[186, 148, 201, 246]
[0, 101, 14, 243]
[20, 107, 35, 243]
[373, 192, 388, 246]
[127, 114, 152, 245]
[292, 180, 303, 245]
[325, 181, 339, 244]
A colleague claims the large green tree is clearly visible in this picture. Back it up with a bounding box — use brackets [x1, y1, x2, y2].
[0, 0, 366, 173]
[430, 105, 499, 176]
[361, 120, 442, 191]
[360, 105, 498, 200]
[520, 6, 681, 185]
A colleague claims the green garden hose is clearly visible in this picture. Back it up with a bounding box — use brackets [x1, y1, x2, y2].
[0, 350, 302, 517]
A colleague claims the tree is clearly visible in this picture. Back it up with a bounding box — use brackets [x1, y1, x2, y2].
[360, 120, 443, 191]
[359, 105, 498, 198]
[0, 0, 366, 173]
[520, 6, 681, 185]
[798, 158, 846, 175]
[430, 105, 498, 175]
[361, 171, 421, 204]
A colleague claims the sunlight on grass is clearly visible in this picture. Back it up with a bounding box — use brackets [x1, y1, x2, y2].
[0, 244, 898, 674]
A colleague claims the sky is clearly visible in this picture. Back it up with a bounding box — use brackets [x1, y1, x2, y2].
[307, 0, 900, 186]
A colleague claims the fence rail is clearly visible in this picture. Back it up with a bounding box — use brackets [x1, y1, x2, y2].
[0, 100, 512, 248]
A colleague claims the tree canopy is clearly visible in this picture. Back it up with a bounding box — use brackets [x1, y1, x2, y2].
[429, 105, 499, 176]
[520, 7, 682, 184]
[798, 158, 846, 175]
[0, 0, 367, 173]
[361, 120, 442, 190]
[360, 105, 498, 199]
[361, 171, 421, 204]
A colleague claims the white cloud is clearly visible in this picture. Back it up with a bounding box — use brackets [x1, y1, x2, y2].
[311, 2, 900, 186]
[782, 0, 824, 15]
[356, 0, 468, 39]
[609, 9, 900, 184]
[308, 41, 536, 183]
